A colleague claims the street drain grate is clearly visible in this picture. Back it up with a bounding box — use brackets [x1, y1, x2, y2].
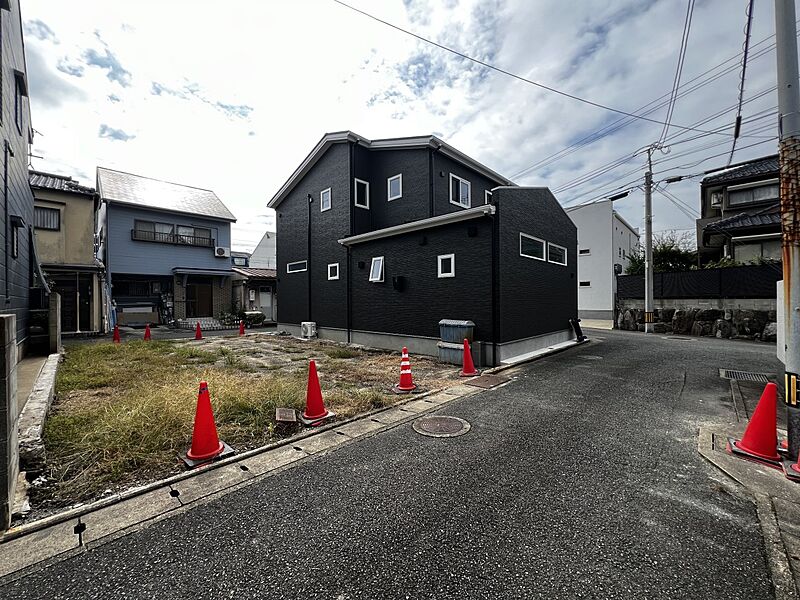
[412, 416, 471, 438]
[719, 369, 771, 383]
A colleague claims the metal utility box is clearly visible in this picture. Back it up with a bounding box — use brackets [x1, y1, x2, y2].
[438, 319, 475, 365]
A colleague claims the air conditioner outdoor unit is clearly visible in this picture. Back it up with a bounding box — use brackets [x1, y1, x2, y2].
[710, 192, 723, 207]
[300, 321, 317, 338]
[215, 246, 231, 258]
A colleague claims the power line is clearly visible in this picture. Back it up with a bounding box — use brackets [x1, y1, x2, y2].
[659, 0, 696, 143]
[727, 0, 756, 165]
[333, 0, 740, 137]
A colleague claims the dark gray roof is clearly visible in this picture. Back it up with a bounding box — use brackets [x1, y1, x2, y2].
[97, 167, 236, 222]
[231, 251, 251, 258]
[704, 206, 781, 233]
[29, 170, 95, 195]
[702, 155, 779, 185]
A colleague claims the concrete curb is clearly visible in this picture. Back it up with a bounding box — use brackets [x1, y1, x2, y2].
[17, 353, 60, 474]
[0, 380, 492, 581]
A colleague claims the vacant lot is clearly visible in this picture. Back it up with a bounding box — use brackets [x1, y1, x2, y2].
[39, 334, 460, 507]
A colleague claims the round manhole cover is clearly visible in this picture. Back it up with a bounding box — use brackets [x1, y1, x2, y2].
[412, 416, 471, 438]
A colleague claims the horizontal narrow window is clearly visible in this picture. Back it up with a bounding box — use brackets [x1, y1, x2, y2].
[388, 174, 402, 201]
[548, 242, 567, 266]
[328, 262, 339, 280]
[369, 256, 384, 282]
[437, 253, 455, 278]
[287, 260, 307, 273]
[34, 206, 60, 230]
[520, 233, 545, 261]
[578, 248, 590, 255]
[355, 178, 370, 209]
[320, 188, 331, 212]
[579, 281, 591, 287]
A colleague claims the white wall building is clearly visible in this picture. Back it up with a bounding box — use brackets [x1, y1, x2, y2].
[249, 230, 277, 268]
[567, 200, 639, 323]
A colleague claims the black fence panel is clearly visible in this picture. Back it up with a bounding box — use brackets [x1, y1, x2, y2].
[616, 264, 781, 299]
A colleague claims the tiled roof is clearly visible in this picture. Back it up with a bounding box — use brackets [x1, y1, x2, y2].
[232, 267, 276, 279]
[704, 206, 781, 233]
[29, 170, 95, 195]
[702, 155, 779, 185]
[97, 167, 236, 222]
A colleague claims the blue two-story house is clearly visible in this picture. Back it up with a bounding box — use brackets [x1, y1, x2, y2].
[97, 167, 237, 327]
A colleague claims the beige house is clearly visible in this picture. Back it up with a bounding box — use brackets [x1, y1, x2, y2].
[30, 170, 105, 333]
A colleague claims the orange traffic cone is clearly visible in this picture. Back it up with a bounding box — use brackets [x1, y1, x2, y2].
[394, 347, 418, 393]
[185, 381, 224, 462]
[300, 360, 331, 425]
[459, 338, 480, 377]
[239, 320, 245, 336]
[728, 382, 781, 466]
[195, 322, 203, 340]
[113, 324, 120, 344]
[144, 324, 151, 341]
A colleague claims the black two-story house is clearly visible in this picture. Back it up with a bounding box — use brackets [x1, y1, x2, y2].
[268, 131, 578, 366]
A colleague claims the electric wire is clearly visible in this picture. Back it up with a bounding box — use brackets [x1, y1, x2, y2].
[727, 0, 756, 165]
[658, 0, 696, 143]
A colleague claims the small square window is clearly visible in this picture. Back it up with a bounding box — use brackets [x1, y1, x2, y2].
[328, 262, 339, 280]
[320, 188, 332, 212]
[449, 174, 471, 208]
[437, 254, 455, 278]
[520, 233, 545, 261]
[34, 206, 60, 230]
[369, 256, 384, 282]
[548, 242, 567, 266]
[579, 281, 591, 287]
[287, 260, 308, 273]
[355, 178, 370, 209]
[388, 174, 402, 201]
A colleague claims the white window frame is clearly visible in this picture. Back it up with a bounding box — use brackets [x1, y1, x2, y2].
[327, 263, 339, 280]
[354, 178, 370, 209]
[484, 190, 492, 204]
[519, 233, 546, 261]
[579, 281, 591, 287]
[286, 260, 308, 273]
[449, 174, 471, 208]
[369, 256, 384, 282]
[320, 188, 332, 212]
[437, 253, 455, 278]
[578, 248, 591, 256]
[387, 174, 402, 201]
[548, 242, 568, 266]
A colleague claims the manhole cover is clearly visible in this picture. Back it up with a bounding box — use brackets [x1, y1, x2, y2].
[464, 374, 510, 389]
[719, 369, 771, 383]
[412, 416, 471, 438]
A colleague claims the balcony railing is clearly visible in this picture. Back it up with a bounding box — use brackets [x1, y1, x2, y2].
[131, 229, 215, 248]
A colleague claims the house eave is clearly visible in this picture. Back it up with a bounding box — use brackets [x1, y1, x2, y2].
[338, 204, 496, 246]
[106, 198, 237, 223]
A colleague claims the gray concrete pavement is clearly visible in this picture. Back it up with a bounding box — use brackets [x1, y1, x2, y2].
[2, 330, 785, 599]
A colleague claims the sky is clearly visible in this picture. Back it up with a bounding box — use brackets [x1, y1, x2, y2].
[22, 0, 784, 252]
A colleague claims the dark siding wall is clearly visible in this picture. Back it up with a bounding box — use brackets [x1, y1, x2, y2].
[433, 153, 499, 217]
[495, 187, 577, 342]
[276, 142, 350, 327]
[367, 149, 430, 230]
[352, 144, 373, 235]
[350, 219, 493, 340]
[0, 2, 33, 351]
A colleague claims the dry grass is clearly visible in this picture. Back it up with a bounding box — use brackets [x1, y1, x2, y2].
[42, 335, 460, 505]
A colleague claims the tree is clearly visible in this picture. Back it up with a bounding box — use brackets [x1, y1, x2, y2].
[625, 230, 697, 274]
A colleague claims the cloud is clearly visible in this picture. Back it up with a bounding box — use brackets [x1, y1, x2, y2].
[151, 80, 253, 120]
[98, 124, 135, 141]
[24, 19, 57, 42]
[56, 59, 84, 77]
[214, 101, 253, 119]
[26, 45, 86, 108]
[107, 94, 121, 103]
[83, 47, 131, 87]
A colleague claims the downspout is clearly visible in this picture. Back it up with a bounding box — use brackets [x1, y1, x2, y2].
[347, 141, 355, 343]
[490, 196, 499, 367]
[3, 140, 9, 304]
[429, 143, 441, 218]
[307, 192, 312, 322]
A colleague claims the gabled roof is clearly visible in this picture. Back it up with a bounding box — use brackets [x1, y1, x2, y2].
[268, 131, 514, 209]
[97, 167, 236, 222]
[30, 170, 95, 195]
[231, 250, 251, 258]
[702, 155, 779, 185]
[703, 205, 781, 233]
[232, 267, 276, 279]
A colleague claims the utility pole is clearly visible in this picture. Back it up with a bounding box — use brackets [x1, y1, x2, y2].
[775, 0, 800, 459]
[644, 147, 655, 333]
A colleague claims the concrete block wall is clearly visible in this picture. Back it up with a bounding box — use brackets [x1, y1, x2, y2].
[0, 315, 18, 529]
[213, 279, 233, 317]
[173, 276, 186, 320]
[48, 292, 61, 354]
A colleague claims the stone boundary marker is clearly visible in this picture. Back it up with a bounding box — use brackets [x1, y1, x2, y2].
[18, 353, 60, 474]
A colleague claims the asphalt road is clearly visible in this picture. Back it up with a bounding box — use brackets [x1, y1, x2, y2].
[4, 330, 783, 599]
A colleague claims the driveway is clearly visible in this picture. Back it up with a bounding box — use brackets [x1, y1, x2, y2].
[2, 330, 782, 599]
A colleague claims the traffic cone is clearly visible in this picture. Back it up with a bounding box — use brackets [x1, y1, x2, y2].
[185, 381, 224, 461]
[144, 324, 151, 341]
[459, 338, 480, 377]
[195, 322, 203, 340]
[728, 382, 781, 466]
[239, 320, 245, 336]
[112, 325, 120, 344]
[300, 360, 330, 424]
[393, 347, 418, 393]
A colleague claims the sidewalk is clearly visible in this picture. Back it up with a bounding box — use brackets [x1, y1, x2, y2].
[16, 356, 47, 415]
